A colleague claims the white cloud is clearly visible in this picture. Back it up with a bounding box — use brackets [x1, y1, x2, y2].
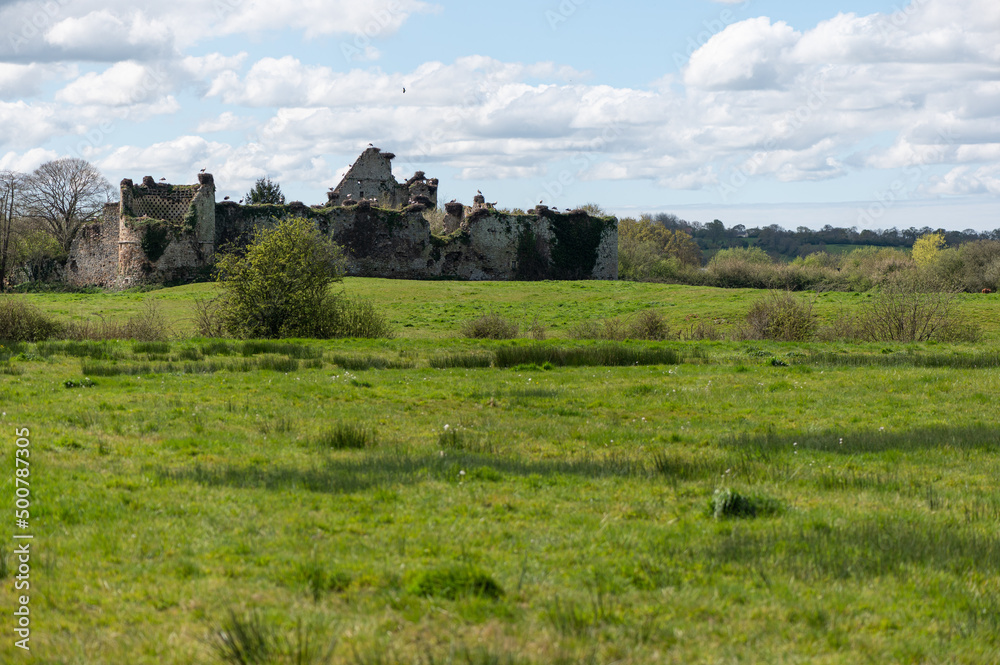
[685, 17, 800, 90]
[196, 112, 255, 133]
[56, 61, 174, 107]
[0, 63, 73, 99]
[0, 0, 439, 61]
[929, 165, 1000, 196]
[44, 10, 174, 61]
[0, 148, 60, 173]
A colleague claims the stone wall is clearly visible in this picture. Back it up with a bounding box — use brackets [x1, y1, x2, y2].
[215, 201, 617, 281]
[65, 147, 617, 287]
[66, 203, 120, 288]
[117, 173, 216, 286]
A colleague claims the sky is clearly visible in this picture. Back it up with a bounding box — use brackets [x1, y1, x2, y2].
[0, 0, 998, 232]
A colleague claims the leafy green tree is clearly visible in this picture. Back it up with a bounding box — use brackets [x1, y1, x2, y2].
[214, 217, 345, 338]
[244, 176, 285, 205]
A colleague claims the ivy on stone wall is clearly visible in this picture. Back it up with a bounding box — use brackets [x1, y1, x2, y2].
[139, 220, 171, 262]
[548, 214, 615, 280]
[515, 226, 549, 280]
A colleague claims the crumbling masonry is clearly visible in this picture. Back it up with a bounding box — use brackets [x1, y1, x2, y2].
[66, 147, 618, 287]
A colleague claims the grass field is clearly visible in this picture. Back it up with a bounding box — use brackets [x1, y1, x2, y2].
[2, 279, 999, 664]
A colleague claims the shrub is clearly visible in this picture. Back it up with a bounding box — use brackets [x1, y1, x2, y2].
[193, 296, 226, 337]
[852, 273, 980, 343]
[312, 296, 394, 339]
[0, 297, 62, 341]
[735, 291, 815, 342]
[214, 217, 347, 339]
[62, 301, 171, 342]
[460, 311, 519, 339]
[626, 309, 672, 340]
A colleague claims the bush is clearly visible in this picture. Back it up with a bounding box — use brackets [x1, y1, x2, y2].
[62, 301, 171, 342]
[193, 297, 226, 337]
[312, 296, 394, 339]
[626, 309, 672, 340]
[0, 298, 62, 341]
[214, 217, 347, 339]
[460, 311, 519, 339]
[735, 291, 815, 342]
[851, 273, 980, 342]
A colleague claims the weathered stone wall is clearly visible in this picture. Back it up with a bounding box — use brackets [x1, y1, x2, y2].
[328, 147, 437, 209]
[65, 149, 617, 287]
[116, 173, 216, 286]
[215, 201, 617, 281]
[66, 203, 120, 287]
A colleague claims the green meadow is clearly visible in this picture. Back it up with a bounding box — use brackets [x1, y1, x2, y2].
[2, 279, 999, 664]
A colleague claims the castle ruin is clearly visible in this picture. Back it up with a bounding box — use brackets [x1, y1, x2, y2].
[67, 147, 618, 288]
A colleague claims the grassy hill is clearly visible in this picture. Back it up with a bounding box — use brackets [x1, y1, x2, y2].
[2, 281, 999, 664]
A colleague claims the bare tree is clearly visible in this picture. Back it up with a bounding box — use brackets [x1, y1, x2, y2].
[24, 158, 112, 253]
[0, 171, 23, 291]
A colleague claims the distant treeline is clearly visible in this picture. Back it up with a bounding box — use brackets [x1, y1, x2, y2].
[646, 213, 999, 260]
[618, 212, 1000, 292]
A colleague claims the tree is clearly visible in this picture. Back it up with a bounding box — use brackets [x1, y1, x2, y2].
[664, 230, 702, 266]
[0, 171, 23, 291]
[245, 176, 285, 205]
[214, 217, 345, 338]
[912, 232, 946, 268]
[24, 158, 112, 253]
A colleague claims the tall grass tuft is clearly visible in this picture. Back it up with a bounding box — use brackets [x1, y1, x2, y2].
[328, 354, 414, 370]
[709, 488, 783, 520]
[316, 423, 377, 450]
[429, 352, 494, 369]
[407, 565, 503, 600]
[239, 341, 322, 359]
[494, 344, 680, 368]
[209, 609, 336, 665]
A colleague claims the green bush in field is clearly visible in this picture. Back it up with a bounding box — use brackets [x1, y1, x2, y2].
[215, 217, 346, 339]
[736, 291, 815, 342]
[0, 297, 63, 341]
[460, 311, 519, 339]
[212, 217, 392, 339]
